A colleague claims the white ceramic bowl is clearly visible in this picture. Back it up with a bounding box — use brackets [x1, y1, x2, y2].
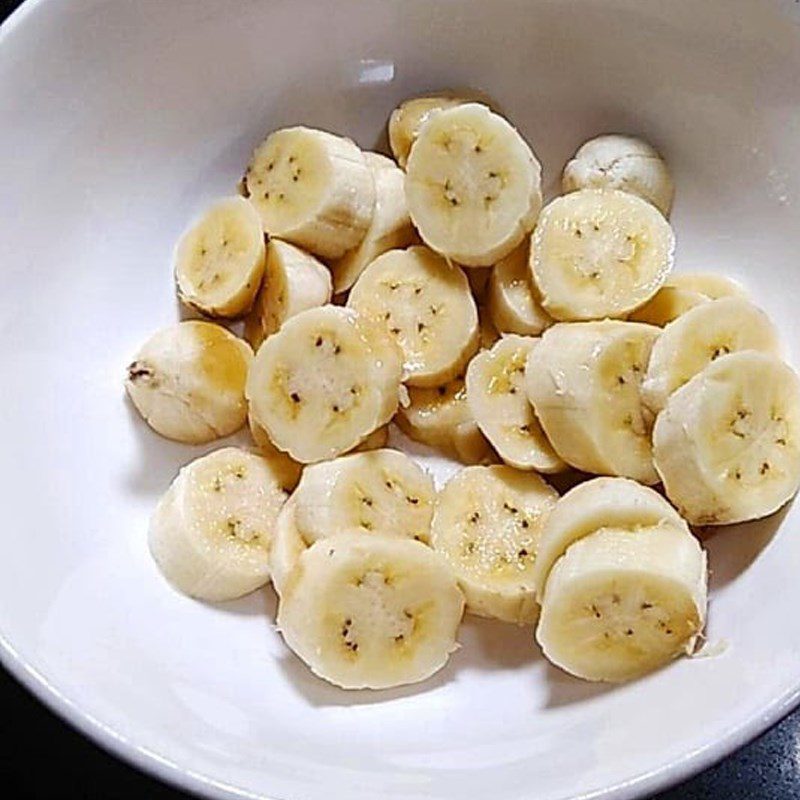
[2, 1, 800, 798]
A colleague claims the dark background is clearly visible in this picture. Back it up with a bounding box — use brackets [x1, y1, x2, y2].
[2, 1, 799, 798]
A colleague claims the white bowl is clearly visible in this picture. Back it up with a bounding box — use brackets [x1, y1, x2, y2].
[2, 1, 800, 798]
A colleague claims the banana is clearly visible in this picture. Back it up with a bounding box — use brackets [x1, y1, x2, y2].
[347, 246, 479, 387]
[405, 103, 542, 267]
[246, 305, 402, 463]
[243, 239, 332, 350]
[653, 351, 800, 525]
[641, 297, 781, 414]
[148, 447, 289, 601]
[125, 321, 252, 444]
[244, 127, 375, 258]
[293, 448, 435, 544]
[270, 499, 306, 597]
[277, 532, 464, 689]
[388, 95, 466, 167]
[174, 196, 266, 318]
[466, 335, 565, 472]
[536, 523, 707, 682]
[487, 242, 553, 335]
[431, 465, 558, 623]
[666, 271, 747, 300]
[532, 477, 687, 603]
[627, 285, 708, 326]
[531, 189, 674, 321]
[525, 321, 660, 483]
[562, 134, 674, 216]
[246, 410, 303, 492]
[330, 153, 417, 293]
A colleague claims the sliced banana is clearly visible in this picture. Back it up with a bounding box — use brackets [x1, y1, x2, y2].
[174, 196, 266, 318]
[627, 285, 708, 326]
[641, 297, 781, 414]
[125, 321, 252, 444]
[149, 447, 289, 601]
[270, 498, 306, 597]
[277, 533, 464, 689]
[293, 448, 435, 544]
[532, 477, 687, 603]
[330, 153, 417, 293]
[487, 242, 553, 335]
[562, 134, 674, 217]
[653, 351, 800, 525]
[244, 126, 375, 258]
[405, 103, 542, 267]
[243, 239, 332, 350]
[348, 246, 479, 387]
[388, 95, 466, 168]
[431, 465, 558, 624]
[466, 335, 564, 472]
[246, 305, 402, 463]
[536, 523, 707, 682]
[666, 271, 747, 300]
[525, 321, 660, 483]
[531, 189, 674, 321]
[246, 410, 303, 492]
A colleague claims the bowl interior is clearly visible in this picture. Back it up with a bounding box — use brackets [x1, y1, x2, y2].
[1, 1, 800, 799]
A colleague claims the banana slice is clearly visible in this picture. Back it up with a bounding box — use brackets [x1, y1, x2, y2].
[246, 305, 402, 463]
[347, 246, 479, 387]
[270, 499, 306, 596]
[388, 95, 466, 167]
[531, 189, 674, 321]
[330, 153, 417, 293]
[244, 127, 375, 259]
[174, 196, 266, 318]
[149, 447, 289, 601]
[246, 410, 303, 492]
[431, 465, 558, 623]
[243, 239, 332, 350]
[277, 533, 464, 689]
[466, 335, 565, 472]
[487, 243, 553, 335]
[536, 523, 707, 682]
[525, 321, 660, 483]
[627, 286, 708, 326]
[562, 134, 674, 217]
[667, 271, 747, 300]
[532, 477, 686, 603]
[293, 448, 435, 544]
[653, 351, 800, 525]
[405, 103, 542, 267]
[125, 321, 252, 444]
[641, 297, 781, 414]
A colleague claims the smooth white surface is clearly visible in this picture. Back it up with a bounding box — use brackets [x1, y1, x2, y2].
[1, 1, 799, 799]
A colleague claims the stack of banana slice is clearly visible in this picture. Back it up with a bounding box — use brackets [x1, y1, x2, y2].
[124, 91, 800, 691]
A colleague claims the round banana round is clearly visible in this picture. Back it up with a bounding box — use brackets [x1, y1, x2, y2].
[244, 126, 375, 259]
[293, 448, 435, 544]
[666, 271, 747, 300]
[270, 499, 306, 597]
[277, 532, 465, 689]
[641, 297, 781, 414]
[330, 152, 417, 294]
[562, 134, 675, 217]
[246, 410, 303, 492]
[653, 351, 800, 526]
[531, 189, 674, 321]
[536, 523, 707, 682]
[125, 321, 252, 444]
[627, 285, 708, 326]
[532, 476, 687, 603]
[388, 95, 466, 168]
[466, 335, 564, 472]
[431, 465, 558, 624]
[405, 103, 543, 267]
[348, 246, 479, 387]
[243, 239, 332, 350]
[487, 242, 553, 335]
[246, 305, 402, 463]
[174, 196, 266, 318]
[525, 320, 660, 484]
[149, 447, 289, 601]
